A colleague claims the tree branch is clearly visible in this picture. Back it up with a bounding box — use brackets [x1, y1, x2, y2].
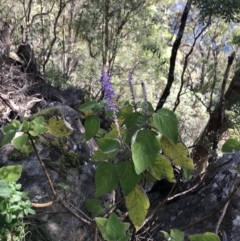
[155, 0, 193, 112]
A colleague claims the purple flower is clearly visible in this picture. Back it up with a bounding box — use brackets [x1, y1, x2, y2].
[100, 71, 118, 112]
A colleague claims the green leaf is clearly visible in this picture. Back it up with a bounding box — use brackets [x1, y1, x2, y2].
[29, 130, 38, 136]
[32, 116, 44, 125]
[2, 122, 19, 134]
[125, 185, 150, 230]
[97, 138, 120, 154]
[160, 136, 194, 170]
[85, 199, 104, 217]
[132, 130, 160, 174]
[12, 134, 28, 150]
[222, 138, 240, 153]
[0, 181, 11, 197]
[84, 115, 100, 140]
[189, 232, 220, 241]
[170, 229, 185, 241]
[34, 124, 48, 134]
[1, 130, 17, 146]
[5, 213, 12, 223]
[141, 101, 154, 114]
[11, 120, 21, 129]
[118, 105, 133, 118]
[153, 108, 178, 144]
[79, 101, 98, 111]
[21, 121, 30, 132]
[95, 162, 118, 197]
[123, 112, 143, 144]
[92, 149, 119, 161]
[0, 165, 22, 182]
[183, 168, 192, 180]
[58, 183, 71, 192]
[106, 213, 129, 241]
[161, 231, 170, 239]
[117, 161, 141, 196]
[27, 208, 36, 215]
[48, 116, 73, 137]
[149, 155, 175, 183]
[95, 217, 109, 241]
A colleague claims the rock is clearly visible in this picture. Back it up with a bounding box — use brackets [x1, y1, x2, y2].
[0, 105, 98, 241]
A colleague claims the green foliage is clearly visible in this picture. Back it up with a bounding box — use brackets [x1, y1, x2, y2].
[188, 232, 220, 241]
[194, 0, 240, 22]
[81, 99, 194, 231]
[160, 136, 194, 170]
[161, 230, 221, 241]
[149, 155, 175, 183]
[95, 214, 130, 241]
[117, 161, 141, 196]
[0, 165, 22, 183]
[222, 138, 240, 153]
[125, 185, 150, 231]
[0, 167, 35, 241]
[48, 116, 73, 137]
[85, 199, 105, 218]
[161, 229, 185, 241]
[85, 115, 100, 140]
[95, 162, 118, 197]
[1, 116, 72, 151]
[132, 130, 161, 174]
[153, 108, 178, 144]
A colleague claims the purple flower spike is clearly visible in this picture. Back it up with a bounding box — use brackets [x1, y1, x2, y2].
[100, 71, 118, 112]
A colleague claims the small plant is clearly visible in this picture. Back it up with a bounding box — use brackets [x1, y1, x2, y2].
[80, 71, 195, 239]
[0, 165, 35, 241]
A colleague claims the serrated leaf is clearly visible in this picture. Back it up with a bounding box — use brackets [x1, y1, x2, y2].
[95, 162, 118, 197]
[48, 116, 73, 137]
[95, 217, 109, 241]
[125, 185, 150, 230]
[85, 199, 104, 217]
[222, 138, 240, 153]
[12, 134, 28, 150]
[160, 136, 194, 170]
[117, 161, 141, 196]
[97, 138, 120, 154]
[0, 165, 22, 182]
[149, 155, 175, 183]
[106, 213, 128, 240]
[84, 115, 100, 140]
[189, 232, 220, 241]
[170, 229, 185, 241]
[132, 130, 160, 174]
[79, 101, 98, 111]
[153, 109, 178, 144]
[92, 149, 119, 161]
[1, 130, 17, 146]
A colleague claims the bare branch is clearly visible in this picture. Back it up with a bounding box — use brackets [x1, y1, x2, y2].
[155, 0, 193, 112]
